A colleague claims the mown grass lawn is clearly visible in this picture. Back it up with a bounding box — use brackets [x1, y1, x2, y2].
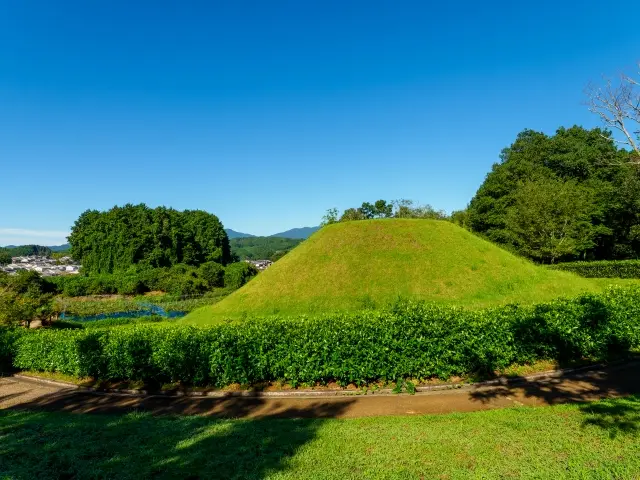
[1, 396, 638, 479]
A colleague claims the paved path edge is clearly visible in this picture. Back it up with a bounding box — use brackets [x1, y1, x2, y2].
[10, 357, 639, 399]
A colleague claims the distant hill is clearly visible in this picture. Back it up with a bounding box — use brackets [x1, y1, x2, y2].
[270, 226, 319, 239]
[226, 227, 319, 239]
[0, 245, 53, 256]
[230, 236, 303, 261]
[225, 229, 255, 239]
[185, 219, 622, 322]
[49, 244, 70, 252]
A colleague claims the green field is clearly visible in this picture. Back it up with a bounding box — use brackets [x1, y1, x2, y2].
[185, 219, 636, 323]
[2, 396, 638, 479]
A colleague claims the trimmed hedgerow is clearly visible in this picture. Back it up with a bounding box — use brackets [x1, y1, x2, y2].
[549, 260, 640, 279]
[0, 328, 25, 373]
[4, 287, 640, 387]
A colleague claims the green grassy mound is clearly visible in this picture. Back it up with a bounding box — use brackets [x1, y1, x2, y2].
[185, 219, 634, 323]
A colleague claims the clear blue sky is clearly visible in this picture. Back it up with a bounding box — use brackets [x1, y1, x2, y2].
[1, 1, 639, 245]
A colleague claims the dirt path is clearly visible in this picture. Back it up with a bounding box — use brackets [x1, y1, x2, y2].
[1, 362, 639, 419]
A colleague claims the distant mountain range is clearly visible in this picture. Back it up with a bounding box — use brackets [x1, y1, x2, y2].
[224, 229, 256, 239]
[225, 227, 319, 240]
[270, 226, 319, 239]
[2, 243, 70, 251]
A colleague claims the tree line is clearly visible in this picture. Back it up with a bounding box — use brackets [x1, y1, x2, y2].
[322, 199, 448, 226]
[68, 204, 231, 274]
[0, 245, 53, 265]
[465, 126, 640, 263]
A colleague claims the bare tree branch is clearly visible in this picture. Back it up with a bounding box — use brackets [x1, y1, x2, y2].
[586, 62, 640, 164]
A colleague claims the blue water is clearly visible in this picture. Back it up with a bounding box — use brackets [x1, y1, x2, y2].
[60, 302, 187, 322]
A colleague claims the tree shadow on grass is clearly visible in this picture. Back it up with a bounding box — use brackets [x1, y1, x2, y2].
[1, 390, 355, 479]
[467, 361, 640, 439]
[579, 395, 640, 438]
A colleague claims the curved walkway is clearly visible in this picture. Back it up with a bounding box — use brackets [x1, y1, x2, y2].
[1, 362, 639, 419]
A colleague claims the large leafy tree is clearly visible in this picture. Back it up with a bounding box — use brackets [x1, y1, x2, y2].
[505, 180, 599, 263]
[68, 204, 231, 274]
[468, 126, 637, 261]
[0, 251, 11, 265]
[0, 271, 57, 327]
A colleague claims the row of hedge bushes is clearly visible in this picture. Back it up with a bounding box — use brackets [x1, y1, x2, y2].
[48, 262, 257, 297]
[549, 260, 640, 279]
[2, 287, 639, 386]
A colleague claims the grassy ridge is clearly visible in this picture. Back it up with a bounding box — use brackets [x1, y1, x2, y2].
[186, 219, 635, 322]
[1, 397, 638, 479]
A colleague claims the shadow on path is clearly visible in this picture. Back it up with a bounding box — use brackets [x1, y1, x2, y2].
[8, 386, 358, 419]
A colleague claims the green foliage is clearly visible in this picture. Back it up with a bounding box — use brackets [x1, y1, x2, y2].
[223, 262, 258, 290]
[198, 262, 225, 288]
[229, 237, 302, 262]
[0, 327, 24, 372]
[320, 208, 339, 226]
[467, 126, 640, 261]
[50, 263, 241, 298]
[0, 251, 11, 265]
[5, 287, 640, 387]
[550, 260, 640, 278]
[333, 199, 447, 224]
[0, 271, 58, 327]
[0, 245, 52, 257]
[68, 204, 231, 274]
[505, 179, 600, 263]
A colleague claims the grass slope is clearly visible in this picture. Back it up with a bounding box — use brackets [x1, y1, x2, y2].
[2, 396, 639, 479]
[186, 219, 632, 322]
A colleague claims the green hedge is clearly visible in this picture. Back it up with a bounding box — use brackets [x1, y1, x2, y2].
[549, 260, 640, 278]
[2, 287, 640, 386]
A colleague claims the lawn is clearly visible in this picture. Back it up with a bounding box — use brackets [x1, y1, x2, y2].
[1, 396, 638, 479]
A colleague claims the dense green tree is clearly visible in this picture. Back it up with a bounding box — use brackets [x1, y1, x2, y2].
[392, 199, 448, 219]
[0, 245, 52, 258]
[505, 180, 599, 263]
[198, 262, 225, 288]
[68, 204, 231, 274]
[340, 208, 367, 222]
[0, 271, 57, 327]
[467, 126, 637, 261]
[224, 262, 258, 289]
[320, 208, 339, 226]
[450, 209, 469, 229]
[0, 252, 11, 265]
[329, 199, 448, 225]
[374, 200, 393, 218]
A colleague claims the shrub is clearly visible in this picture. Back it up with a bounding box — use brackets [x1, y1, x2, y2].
[0, 328, 25, 372]
[549, 260, 640, 278]
[198, 262, 225, 289]
[8, 287, 640, 387]
[224, 262, 258, 289]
